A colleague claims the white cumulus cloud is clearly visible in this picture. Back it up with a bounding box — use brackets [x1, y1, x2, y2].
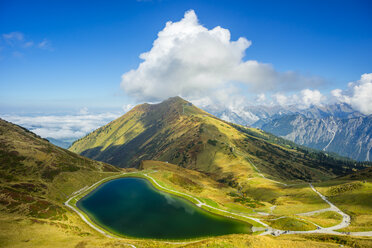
[332, 73, 372, 115]
[121, 10, 322, 102]
[300, 89, 324, 107]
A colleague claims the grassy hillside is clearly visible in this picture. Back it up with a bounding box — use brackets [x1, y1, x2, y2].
[0, 118, 121, 226]
[69, 96, 368, 184]
[314, 179, 372, 232]
[1, 128, 371, 248]
[2, 105, 370, 247]
[138, 161, 328, 222]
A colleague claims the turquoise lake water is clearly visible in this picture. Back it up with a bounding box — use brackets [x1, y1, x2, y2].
[77, 177, 252, 239]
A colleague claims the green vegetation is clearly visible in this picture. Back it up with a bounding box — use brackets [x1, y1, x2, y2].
[0, 119, 121, 219]
[207, 139, 218, 146]
[228, 192, 264, 208]
[69, 96, 365, 184]
[300, 211, 343, 228]
[327, 181, 363, 196]
[314, 179, 372, 232]
[240, 180, 329, 215]
[266, 217, 317, 231]
[168, 173, 203, 193]
[338, 166, 372, 180]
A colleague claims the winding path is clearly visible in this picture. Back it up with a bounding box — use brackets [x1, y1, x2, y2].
[306, 184, 350, 231]
[259, 183, 352, 236]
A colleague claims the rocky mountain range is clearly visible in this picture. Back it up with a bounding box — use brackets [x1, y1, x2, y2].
[205, 103, 371, 161]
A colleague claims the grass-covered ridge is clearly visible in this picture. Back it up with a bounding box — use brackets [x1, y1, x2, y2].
[69, 96, 370, 184]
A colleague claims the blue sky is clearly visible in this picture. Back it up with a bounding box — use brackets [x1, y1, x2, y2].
[1, 0, 371, 115]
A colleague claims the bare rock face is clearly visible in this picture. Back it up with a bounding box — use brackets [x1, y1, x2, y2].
[259, 114, 372, 161]
[209, 102, 371, 161]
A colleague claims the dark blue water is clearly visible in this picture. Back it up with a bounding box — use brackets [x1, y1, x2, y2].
[77, 177, 252, 239]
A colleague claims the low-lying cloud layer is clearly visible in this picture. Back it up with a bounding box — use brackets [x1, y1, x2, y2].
[1, 111, 121, 141]
[121, 10, 322, 103]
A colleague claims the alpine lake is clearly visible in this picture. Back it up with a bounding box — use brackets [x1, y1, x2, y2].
[77, 177, 252, 240]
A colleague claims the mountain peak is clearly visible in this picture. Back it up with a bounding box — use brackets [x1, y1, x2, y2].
[130, 96, 190, 114]
[159, 96, 190, 107]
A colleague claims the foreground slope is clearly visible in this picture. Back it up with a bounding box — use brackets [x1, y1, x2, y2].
[0, 118, 120, 220]
[70, 96, 368, 182]
[0, 118, 133, 247]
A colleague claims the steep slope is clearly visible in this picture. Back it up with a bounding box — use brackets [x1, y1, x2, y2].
[257, 114, 372, 161]
[69, 97, 368, 182]
[0, 118, 120, 219]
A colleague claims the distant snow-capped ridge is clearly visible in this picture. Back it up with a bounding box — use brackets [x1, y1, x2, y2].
[202, 103, 371, 161]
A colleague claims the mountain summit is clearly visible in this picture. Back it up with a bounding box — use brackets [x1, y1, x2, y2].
[69, 97, 367, 182]
[69, 96, 216, 169]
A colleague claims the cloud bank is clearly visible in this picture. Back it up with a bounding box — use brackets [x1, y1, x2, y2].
[121, 10, 322, 103]
[1, 111, 121, 140]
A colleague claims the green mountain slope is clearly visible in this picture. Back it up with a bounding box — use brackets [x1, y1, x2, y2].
[69, 97, 367, 182]
[1, 117, 371, 247]
[0, 118, 120, 219]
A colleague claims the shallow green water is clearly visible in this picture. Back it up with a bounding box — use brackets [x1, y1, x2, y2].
[77, 177, 252, 239]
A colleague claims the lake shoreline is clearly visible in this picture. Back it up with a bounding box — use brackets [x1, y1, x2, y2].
[76, 176, 253, 240]
[65, 170, 257, 242]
